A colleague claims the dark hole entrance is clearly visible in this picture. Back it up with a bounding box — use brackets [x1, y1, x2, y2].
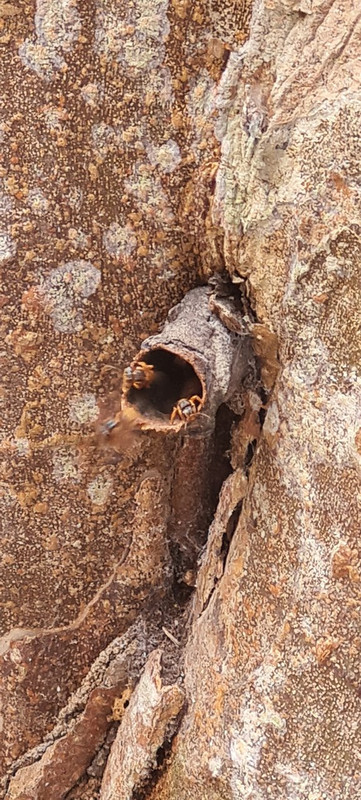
[244, 439, 257, 474]
[127, 349, 203, 418]
[219, 499, 243, 567]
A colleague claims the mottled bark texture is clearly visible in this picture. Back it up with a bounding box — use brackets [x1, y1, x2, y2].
[1, 0, 360, 798]
[0, 0, 252, 792]
[99, 649, 185, 800]
[147, 2, 361, 799]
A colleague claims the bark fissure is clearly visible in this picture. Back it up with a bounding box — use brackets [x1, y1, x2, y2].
[3, 0, 360, 797]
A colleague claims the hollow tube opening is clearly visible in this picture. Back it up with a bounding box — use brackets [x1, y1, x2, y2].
[125, 348, 204, 420]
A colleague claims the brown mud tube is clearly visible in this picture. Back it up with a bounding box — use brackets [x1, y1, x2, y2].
[122, 285, 252, 433]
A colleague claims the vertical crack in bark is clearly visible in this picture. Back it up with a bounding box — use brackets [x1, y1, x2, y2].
[192, 283, 276, 620]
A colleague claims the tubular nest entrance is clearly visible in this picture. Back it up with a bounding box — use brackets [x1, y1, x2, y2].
[123, 348, 204, 426]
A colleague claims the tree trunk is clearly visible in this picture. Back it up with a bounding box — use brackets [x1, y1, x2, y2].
[1, 1, 360, 798]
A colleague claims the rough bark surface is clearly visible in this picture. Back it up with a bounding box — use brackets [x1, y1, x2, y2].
[147, 1, 361, 798]
[1, 0, 360, 798]
[99, 649, 185, 800]
[0, 0, 251, 787]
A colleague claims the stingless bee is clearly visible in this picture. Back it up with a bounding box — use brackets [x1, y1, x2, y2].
[122, 360, 155, 393]
[95, 402, 142, 454]
[170, 395, 203, 425]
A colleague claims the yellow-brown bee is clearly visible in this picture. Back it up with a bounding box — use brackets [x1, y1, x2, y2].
[122, 361, 155, 393]
[170, 395, 203, 425]
[95, 402, 141, 454]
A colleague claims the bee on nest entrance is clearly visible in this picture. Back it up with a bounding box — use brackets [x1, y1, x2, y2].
[95, 285, 253, 449]
[122, 348, 207, 433]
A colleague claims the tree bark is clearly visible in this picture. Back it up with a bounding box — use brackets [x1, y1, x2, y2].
[1, 0, 361, 798]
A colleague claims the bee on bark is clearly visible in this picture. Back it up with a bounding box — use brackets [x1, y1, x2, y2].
[94, 400, 141, 455]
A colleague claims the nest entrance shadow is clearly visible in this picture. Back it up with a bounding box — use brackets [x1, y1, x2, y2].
[126, 349, 204, 422]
